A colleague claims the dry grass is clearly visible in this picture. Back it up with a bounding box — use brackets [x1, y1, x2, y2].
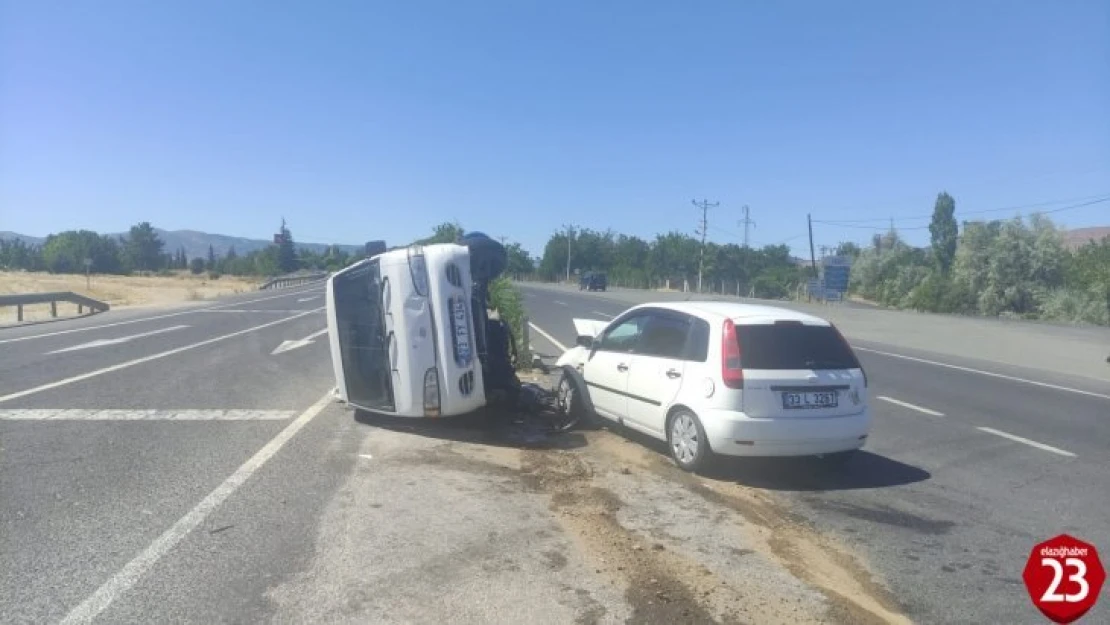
[0, 271, 262, 325]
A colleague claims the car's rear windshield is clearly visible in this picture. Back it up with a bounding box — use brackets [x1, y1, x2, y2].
[736, 322, 860, 370]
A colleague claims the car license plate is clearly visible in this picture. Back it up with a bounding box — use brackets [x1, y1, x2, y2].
[782, 391, 839, 409]
[450, 298, 471, 365]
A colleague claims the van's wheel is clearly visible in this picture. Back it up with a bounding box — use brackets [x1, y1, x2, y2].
[668, 409, 712, 472]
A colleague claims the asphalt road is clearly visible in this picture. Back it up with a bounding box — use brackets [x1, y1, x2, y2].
[3, 280, 1107, 624]
[519, 283, 1110, 625]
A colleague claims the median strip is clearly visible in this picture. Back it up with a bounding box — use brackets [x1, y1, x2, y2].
[0, 307, 323, 404]
[976, 426, 1077, 458]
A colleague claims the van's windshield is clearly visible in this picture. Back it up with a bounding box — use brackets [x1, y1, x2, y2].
[737, 323, 860, 370]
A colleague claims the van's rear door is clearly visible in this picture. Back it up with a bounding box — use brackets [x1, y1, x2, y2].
[737, 320, 866, 419]
[327, 258, 396, 413]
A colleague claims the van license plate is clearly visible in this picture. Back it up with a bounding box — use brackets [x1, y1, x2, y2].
[450, 298, 471, 365]
[782, 391, 838, 409]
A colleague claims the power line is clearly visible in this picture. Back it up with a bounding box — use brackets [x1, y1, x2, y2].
[738, 205, 756, 248]
[814, 195, 1110, 230]
[818, 192, 1110, 225]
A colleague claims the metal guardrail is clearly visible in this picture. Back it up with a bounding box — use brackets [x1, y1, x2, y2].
[259, 272, 330, 291]
[0, 291, 110, 323]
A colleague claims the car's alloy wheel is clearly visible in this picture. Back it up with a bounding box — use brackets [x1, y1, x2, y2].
[668, 409, 710, 472]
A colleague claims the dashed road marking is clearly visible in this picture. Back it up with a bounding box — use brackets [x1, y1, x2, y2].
[590, 311, 614, 319]
[976, 426, 1077, 458]
[876, 395, 945, 416]
[46, 325, 190, 354]
[0, 285, 325, 345]
[0, 308, 323, 404]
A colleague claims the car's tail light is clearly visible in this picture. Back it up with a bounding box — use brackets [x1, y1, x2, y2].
[832, 325, 866, 387]
[423, 367, 441, 416]
[721, 318, 743, 389]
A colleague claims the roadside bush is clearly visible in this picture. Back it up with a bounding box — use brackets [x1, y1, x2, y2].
[486, 276, 530, 368]
[208, 271, 221, 280]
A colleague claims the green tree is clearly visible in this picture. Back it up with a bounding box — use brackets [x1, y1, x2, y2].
[207, 245, 217, 270]
[189, 257, 206, 274]
[275, 219, 298, 273]
[125, 222, 165, 272]
[504, 242, 534, 278]
[929, 192, 959, 274]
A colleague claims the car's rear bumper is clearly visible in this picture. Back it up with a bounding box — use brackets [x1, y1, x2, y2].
[699, 407, 871, 457]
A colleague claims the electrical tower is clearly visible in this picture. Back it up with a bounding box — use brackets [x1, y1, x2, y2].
[692, 199, 718, 293]
[738, 205, 756, 248]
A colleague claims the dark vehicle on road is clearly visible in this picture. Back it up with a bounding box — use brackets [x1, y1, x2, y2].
[579, 271, 607, 292]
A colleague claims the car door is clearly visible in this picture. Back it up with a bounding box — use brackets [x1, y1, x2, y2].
[624, 311, 693, 436]
[581, 312, 649, 421]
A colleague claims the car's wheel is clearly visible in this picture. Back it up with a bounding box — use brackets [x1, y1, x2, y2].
[554, 371, 589, 431]
[668, 408, 712, 472]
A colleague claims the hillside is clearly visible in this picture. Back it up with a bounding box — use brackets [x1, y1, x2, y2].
[1062, 226, 1110, 251]
[0, 228, 363, 260]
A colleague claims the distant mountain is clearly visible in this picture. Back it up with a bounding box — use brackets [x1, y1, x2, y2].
[1063, 226, 1110, 251]
[0, 228, 363, 260]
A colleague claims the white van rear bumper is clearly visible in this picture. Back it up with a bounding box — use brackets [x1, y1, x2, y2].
[699, 407, 871, 457]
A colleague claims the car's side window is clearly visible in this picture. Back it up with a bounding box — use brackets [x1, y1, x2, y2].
[637, 313, 692, 359]
[596, 314, 648, 353]
[682, 317, 710, 362]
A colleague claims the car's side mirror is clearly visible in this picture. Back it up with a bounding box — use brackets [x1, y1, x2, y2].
[576, 335, 593, 348]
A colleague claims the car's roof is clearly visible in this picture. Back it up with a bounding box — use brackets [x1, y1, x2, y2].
[632, 300, 831, 326]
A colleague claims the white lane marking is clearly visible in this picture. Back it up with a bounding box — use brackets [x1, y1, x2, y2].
[58, 391, 333, 625]
[0, 409, 295, 421]
[854, 346, 1110, 401]
[876, 395, 945, 417]
[296, 296, 319, 302]
[271, 328, 329, 355]
[590, 311, 614, 319]
[0, 285, 325, 345]
[529, 322, 568, 352]
[553, 300, 567, 306]
[359, 453, 373, 460]
[46, 325, 190, 355]
[0, 308, 324, 404]
[201, 309, 311, 314]
[976, 426, 1077, 458]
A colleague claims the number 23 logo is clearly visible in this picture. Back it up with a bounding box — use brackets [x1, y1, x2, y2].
[1041, 558, 1089, 603]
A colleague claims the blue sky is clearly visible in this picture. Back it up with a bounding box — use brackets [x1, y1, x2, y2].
[2, 1, 1107, 259]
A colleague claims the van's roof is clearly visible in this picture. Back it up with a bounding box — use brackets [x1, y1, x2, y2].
[636, 300, 831, 326]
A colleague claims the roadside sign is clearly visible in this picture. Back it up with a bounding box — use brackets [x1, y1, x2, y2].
[83, 257, 92, 268]
[1023, 534, 1105, 623]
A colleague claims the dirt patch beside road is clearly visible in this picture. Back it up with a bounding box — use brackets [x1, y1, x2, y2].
[0, 271, 260, 324]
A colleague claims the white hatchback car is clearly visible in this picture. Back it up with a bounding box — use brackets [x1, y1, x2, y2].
[555, 301, 871, 472]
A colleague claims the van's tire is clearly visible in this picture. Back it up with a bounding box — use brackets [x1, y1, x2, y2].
[667, 409, 712, 472]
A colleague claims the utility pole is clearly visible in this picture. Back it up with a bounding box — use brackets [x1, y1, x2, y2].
[561, 224, 576, 283]
[692, 199, 718, 293]
[807, 213, 818, 278]
[738, 205, 755, 248]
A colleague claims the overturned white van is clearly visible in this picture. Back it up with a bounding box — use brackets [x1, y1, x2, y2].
[326, 233, 509, 418]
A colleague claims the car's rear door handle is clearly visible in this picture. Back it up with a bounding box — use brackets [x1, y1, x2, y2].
[617, 363, 629, 372]
[666, 368, 682, 379]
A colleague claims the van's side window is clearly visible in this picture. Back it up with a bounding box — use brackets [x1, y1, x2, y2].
[596, 314, 649, 353]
